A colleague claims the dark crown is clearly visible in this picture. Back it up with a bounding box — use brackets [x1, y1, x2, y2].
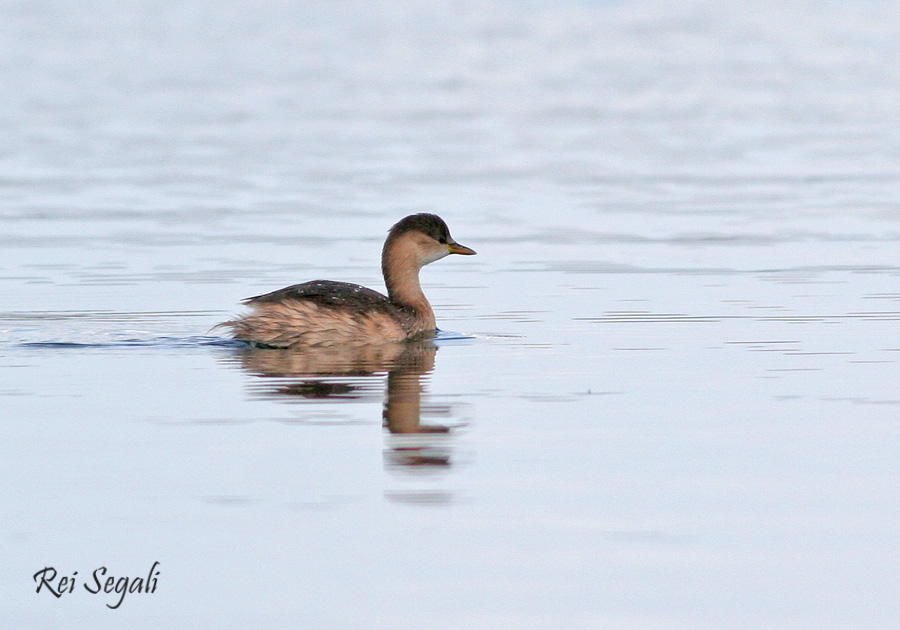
[387, 213, 452, 243]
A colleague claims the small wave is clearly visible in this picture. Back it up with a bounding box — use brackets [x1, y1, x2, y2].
[17, 336, 242, 350]
[15, 334, 480, 350]
[434, 329, 476, 343]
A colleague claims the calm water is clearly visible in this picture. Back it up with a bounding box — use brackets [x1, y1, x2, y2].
[3, 1, 900, 627]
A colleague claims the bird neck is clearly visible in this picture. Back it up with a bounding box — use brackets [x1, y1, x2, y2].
[382, 238, 436, 332]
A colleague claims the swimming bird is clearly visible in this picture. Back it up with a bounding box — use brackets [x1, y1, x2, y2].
[222, 214, 476, 347]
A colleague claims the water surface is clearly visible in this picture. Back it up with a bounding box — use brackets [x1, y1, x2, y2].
[2, 1, 900, 628]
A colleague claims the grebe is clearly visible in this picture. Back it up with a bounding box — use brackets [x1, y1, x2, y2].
[222, 214, 476, 347]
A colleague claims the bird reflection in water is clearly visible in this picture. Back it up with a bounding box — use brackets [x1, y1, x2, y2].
[235, 341, 455, 468]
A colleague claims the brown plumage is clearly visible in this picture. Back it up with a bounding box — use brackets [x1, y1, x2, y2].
[221, 214, 476, 347]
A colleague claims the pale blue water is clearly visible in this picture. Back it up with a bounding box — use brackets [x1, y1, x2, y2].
[2, 1, 900, 628]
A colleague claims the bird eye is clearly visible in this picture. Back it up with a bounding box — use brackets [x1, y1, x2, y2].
[438, 236, 447, 244]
